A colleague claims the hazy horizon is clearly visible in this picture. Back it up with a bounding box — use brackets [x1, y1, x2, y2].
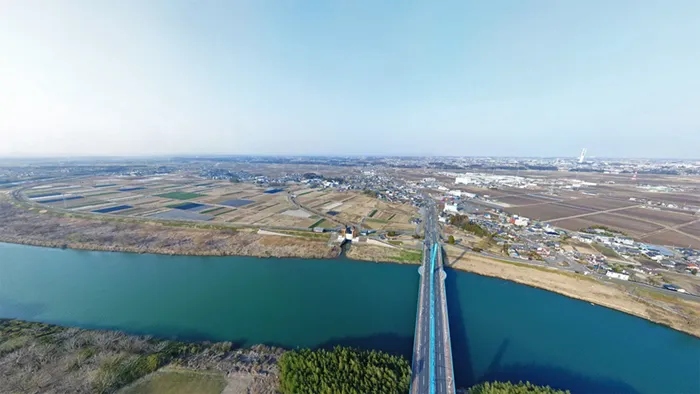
[1, 153, 697, 162]
[1, 1, 699, 158]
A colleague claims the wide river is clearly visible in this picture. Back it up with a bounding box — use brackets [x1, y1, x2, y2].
[0, 243, 697, 393]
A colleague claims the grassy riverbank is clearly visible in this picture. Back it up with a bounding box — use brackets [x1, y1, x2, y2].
[345, 243, 423, 264]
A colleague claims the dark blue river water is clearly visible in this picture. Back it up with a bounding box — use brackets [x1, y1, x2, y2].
[0, 243, 697, 393]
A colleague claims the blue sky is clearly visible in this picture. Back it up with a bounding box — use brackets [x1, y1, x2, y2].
[1, 1, 698, 158]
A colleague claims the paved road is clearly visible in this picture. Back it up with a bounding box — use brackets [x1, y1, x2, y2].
[411, 198, 455, 394]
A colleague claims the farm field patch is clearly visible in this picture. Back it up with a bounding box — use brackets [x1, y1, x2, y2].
[218, 199, 254, 207]
[578, 213, 663, 236]
[642, 230, 700, 249]
[283, 209, 312, 218]
[495, 195, 554, 206]
[155, 192, 206, 200]
[92, 205, 133, 214]
[148, 210, 213, 221]
[679, 221, 700, 238]
[624, 207, 697, 226]
[554, 218, 598, 232]
[38, 196, 83, 204]
[507, 203, 591, 222]
[168, 202, 206, 211]
[562, 197, 638, 211]
[27, 192, 63, 199]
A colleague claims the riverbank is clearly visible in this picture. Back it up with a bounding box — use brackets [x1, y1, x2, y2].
[0, 319, 282, 394]
[345, 243, 423, 264]
[443, 247, 700, 338]
[0, 200, 339, 259]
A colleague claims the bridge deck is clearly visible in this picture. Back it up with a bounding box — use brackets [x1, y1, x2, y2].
[410, 203, 454, 394]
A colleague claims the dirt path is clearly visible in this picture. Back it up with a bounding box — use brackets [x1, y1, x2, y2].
[640, 217, 700, 240]
[546, 204, 640, 222]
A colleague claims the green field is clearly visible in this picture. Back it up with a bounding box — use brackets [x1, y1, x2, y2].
[156, 192, 206, 200]
[309, 219, 326, 228]
[368, 209, 378, 217]
[120, 369, 226, 394]
[395, 250, 422, 263]
[213, 209, 233, 216]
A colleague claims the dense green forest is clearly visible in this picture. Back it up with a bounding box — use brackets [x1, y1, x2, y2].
[278, 346, 411, 393]
[469, 381, 570, 394]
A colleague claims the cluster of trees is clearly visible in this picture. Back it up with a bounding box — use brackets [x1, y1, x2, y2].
[528, 251, 544, 261]
[449, 215, 491, 238]
[584, 225, 627, 237]
[469, 381, 569, 394]
[278, 346, 411, 393]
[363, 189, 379, 198]
[302, 172, 323, 179]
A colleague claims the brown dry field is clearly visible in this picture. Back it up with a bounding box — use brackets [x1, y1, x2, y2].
[623, 207, 697, 226]
[601, 187, 700, 207]
[569, 241, 599, 255]
[452, 186, 520, 198]
[301, 192, 419, 230]
[679, 221, 700, 237]
[642, 230, 700, 249]
[522, 193, 565, 202]
[296, 190, 328, 203]
[579, 213, 662, 236]
[495, 195, 554, 206]
[555, 218, 598, 232]
[506, 203, 591, 221]
[646, 192, 700, 206]
[562, 196, 638, 211]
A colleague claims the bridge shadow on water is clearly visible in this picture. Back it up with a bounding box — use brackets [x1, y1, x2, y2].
[445, 266, 476, 388]
[445, 268, 640, 393]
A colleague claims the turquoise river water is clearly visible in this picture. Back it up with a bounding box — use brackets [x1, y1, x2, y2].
[0, 243, 697, 393]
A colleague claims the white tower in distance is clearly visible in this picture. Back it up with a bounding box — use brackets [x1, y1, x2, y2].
[578, 148, 587, 164]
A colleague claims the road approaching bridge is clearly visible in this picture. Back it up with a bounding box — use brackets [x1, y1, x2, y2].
[411, 199, 455, 394]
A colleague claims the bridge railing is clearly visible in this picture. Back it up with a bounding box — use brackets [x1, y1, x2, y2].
[429, 243, 438, 394]
[409, 242, 429, 386]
